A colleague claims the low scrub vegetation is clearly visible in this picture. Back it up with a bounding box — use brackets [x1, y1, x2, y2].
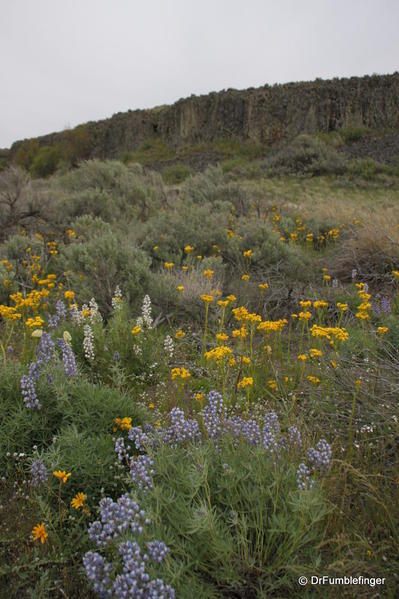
[1, 149, 399, 597]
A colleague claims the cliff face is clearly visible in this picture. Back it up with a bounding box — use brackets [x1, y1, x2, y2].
[9, 73, 399, 159]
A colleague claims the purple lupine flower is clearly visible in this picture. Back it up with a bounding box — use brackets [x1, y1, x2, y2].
[83, 551, 112, 596]
[288, 426, 302, 448]
[146, 540, 170, 564]
[128, 455, 154, 491]
[128, 427, 150, 451]
[381, 296, 391, 315]
[203, 390, 225, 442]
[262, 412, 280, 453]
[49, 300, 67, 328]
[36, 332, 55, 366]
[21, 373, 40, 409]
[162, 408, 201, 447]
[296, 463, 314, 490]
[84, 499, 174, 598]
[30, 458, 48, 486]
[57, 338, 77, 377]
[88, 494, 148, 549]
[307, 439, 332, 471]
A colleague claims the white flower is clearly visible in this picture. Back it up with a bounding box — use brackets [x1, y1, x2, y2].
[83, 324, 95, 361]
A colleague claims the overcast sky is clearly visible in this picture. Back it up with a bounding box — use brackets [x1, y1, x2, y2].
[0, 0, 398, 148]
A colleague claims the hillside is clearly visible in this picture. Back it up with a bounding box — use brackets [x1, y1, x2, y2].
[6, 72, 399, 166]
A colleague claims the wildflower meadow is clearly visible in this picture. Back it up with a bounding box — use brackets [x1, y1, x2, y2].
[1, 154, 399, 597]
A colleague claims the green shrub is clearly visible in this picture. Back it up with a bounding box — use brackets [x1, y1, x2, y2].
[139, 440, 330, 596]
[55, 159, 164, 223]
[127, 137, 174, 165]
[57, 225, 151, 313]
[341, 127, 370, 145]
[262, 135, 347, 176]
[30, 146, 61, 178]
[161, 163, 193, 184]
[0, 363, 63, 469]
[139, 198, 232, 262]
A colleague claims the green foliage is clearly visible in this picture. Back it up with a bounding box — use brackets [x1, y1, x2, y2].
[0, 363, 62, 468]
[57, 224, 151, 313]
[55, 159, 164, 223]
[262, 135, 347, 176]
[341, 127, 370, 145]
[13, 139, 41, 171]
[161, 163, 193, 184]
[140, 440, 329, 596]
[125, 137, 174, 165]
[139, 197, 231, 261]
[29, 146, 61, 178]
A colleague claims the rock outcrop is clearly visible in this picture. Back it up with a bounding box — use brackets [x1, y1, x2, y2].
[9, 73, 399, 159]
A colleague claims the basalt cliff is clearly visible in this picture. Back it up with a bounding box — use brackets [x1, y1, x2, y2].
[7, 72, 399, 160]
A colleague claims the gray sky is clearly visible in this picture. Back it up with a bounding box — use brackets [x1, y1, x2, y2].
[1, 0, 398, 148]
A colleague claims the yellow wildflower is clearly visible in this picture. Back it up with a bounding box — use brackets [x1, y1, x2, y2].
[71, 492, 87, 510]
[131, 325, 142, 335]
[309, 348, 323, 359]
[32, 523, 48, 544]
[299, 311, 312, 321]
[175, 329, 186, 339]
[205, 346, 233, 363]
[313, 300, 328, 309]
[216, 332, 229, 342]
[176, 285, 184, 292]
[203, 269, 214, 279]
[171, 367, 191, 381]
[258, 282, 269, 291]
[237, 377, 253, 389]
[337, 303, 348, 312]
[241, 274, 250, 281]
[53, 470, 71, 484]
[113, 417, 132, 431]
[201, 294, 214, 303]
[299, 300, 312, 309]
[268, 379, 278, 391]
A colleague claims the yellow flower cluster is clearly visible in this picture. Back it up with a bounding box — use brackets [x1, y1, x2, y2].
[0, 305, 22, 321]
[205, 345, 233, 364]
[313, 300, 328, 309]
[257, 319, 288, 333]
[311, 325, 349, 342]
[113, 417, 132, 431]
[171, 367, 191, 381]
[237, 376, 253, 389]
[203, 269, 214, 279]
[355, 283, 371, 320]
[25, 316, 44, 329]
